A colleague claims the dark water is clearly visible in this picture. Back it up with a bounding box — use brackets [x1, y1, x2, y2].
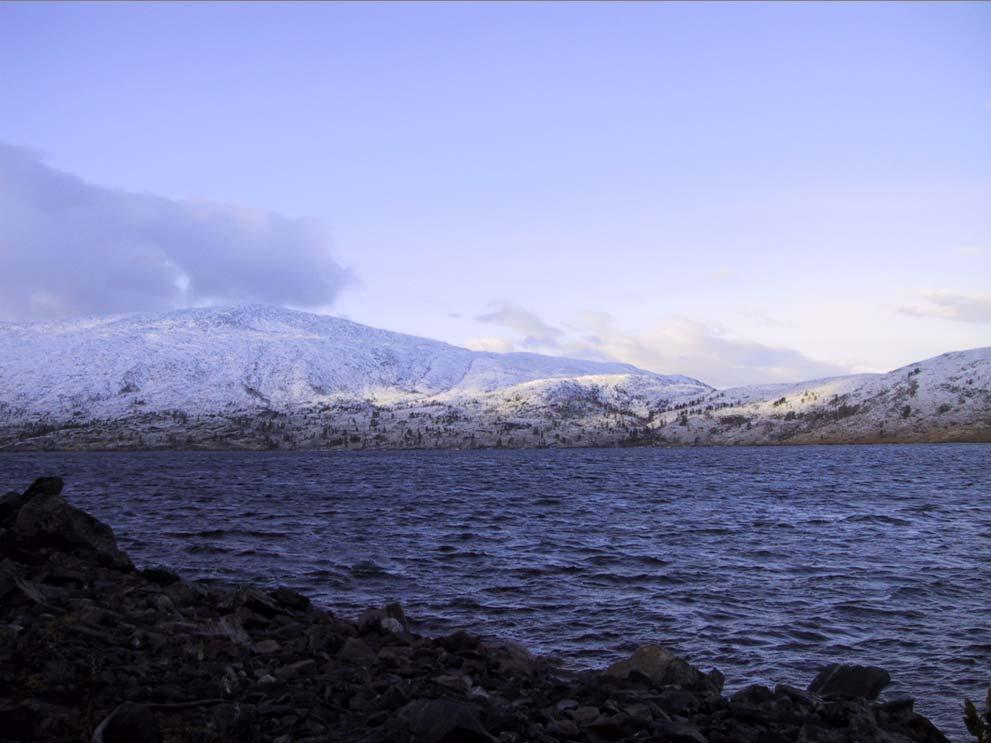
[2, 444, 989, 738]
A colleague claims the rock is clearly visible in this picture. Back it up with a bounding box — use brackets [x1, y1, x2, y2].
[807, 663, 891, 700]
[603, 644, 703, 688]
[252, 638, 281, 655]
[14, 485, 132, 570]
[92, 702, 161, 743]
[0, 478, 63, 523]
[731, 683, 775, 707]
[337, 636, 376, 664]
[872, 696, 915, 725]
[704, 668, 725, 695]
[140, 566, 180, 586]
[399, 698, 495, 742]
[0, 701, 45, 740]
[359, 601, 411, 634]
[483, 638, 542, 675]
[653, 720, 709, 743]
[270, 586, 310, 611]
[570, 705, 600, 725]
[384, 601, 409, 631]
[546, 718, 581, 738]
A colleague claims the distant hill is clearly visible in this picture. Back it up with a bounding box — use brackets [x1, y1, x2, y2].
[0, 305, 987, 449]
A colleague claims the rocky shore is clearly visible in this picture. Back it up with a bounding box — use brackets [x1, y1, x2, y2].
[0, 478, 953, 743]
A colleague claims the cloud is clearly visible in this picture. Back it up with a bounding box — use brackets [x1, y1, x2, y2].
[897, 290, 991, 324]
[0, 144, 353, 321]
[470, 304, 847, 387]
[953, 245, 987, 258]
[475, 300, 563, 348]
[564, 313, 848, 388]
[464, 336, 516, 354]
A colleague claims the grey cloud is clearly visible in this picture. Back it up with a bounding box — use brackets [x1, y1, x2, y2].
[475, 300, 563, 348]
[897, 290, 991, 324]
[0, 144, 353, 320]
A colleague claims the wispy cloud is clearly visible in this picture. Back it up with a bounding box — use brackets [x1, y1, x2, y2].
[470, 305, 846, 387]
[898, 290, 991, 323]
[475, 300, 563, 348]
[953, 245, 987, 258]
[0, 144, 353, 321]
[565, 313, 848, 388]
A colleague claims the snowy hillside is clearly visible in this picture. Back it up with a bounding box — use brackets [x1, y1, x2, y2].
[0, 305, 987, 449]
[0, 305, 707, 436]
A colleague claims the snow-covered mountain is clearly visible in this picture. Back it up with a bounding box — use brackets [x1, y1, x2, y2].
[0, 305, 987, 449]
[0, 305, 707, 445]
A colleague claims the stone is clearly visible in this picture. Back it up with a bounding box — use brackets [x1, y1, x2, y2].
[731, 683, 774, 706]
[93, 702, 162, 743]
[807, 663, 891, 701]
[570, 705, 600, 724]
[0, 478, 62, 523]
[270, 586, 310, 611]
[653, 720, 709, 743]
[872, 696, 915, 725]
[337, 636, 376, 664]
[604, 644, 703, 688]
[399, 698, 495, 742]
[252, 639, 281, 655]
[545, 718, 581, 738]
[140, 566, 180, 586]
[14, 486, 132, 570]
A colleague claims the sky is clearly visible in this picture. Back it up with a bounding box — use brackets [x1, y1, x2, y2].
[0, 2, 989, 388]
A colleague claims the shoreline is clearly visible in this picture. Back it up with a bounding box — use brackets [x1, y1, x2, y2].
[1, 477, 957, 742]
[1, 436, 990, 453]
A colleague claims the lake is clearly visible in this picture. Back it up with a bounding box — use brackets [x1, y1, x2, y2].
[2, 443, 988, 737]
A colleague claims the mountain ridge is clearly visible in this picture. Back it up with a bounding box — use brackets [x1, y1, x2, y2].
[0, 305, 988, 449]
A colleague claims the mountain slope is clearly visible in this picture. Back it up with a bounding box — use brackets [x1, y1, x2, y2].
[0, 305, 987, 449]
[0, 304, 707, 431]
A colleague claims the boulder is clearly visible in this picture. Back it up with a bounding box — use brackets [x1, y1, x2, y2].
[92, 702, 161, 743]
[398, 698, 495, 742]
[0, 478, 63, 523]
[13, 480, 132, 570]
[604, 644, 703, 688]
[808, 664, 891, 701]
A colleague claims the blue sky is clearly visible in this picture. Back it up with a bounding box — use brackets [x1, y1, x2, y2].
[1, 2, 988, 386]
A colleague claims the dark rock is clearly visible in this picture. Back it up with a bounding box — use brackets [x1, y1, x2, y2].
[653, 720, 709, 743]
[270, 586, 310, 611]
[0, 478, 63, 523]
[704, 668, 726, 695]
[436, 629, 481, 653]
[93, 702, 161, 743]
[603, 644, 703, 688]
[808, 663, 891, 700]
[545, 718, 580, 738]
[399, 698, 495, 742]
[0, 700, 45, 740]
[731, 683, 775, 707]
[140, 566, 180, 586]
[656, 687, 701, 716]
[774, 683, 817, 710]
[337, 636, 376, 664]
[14, 486, 132, 570]
[872, 696, 915, 725]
